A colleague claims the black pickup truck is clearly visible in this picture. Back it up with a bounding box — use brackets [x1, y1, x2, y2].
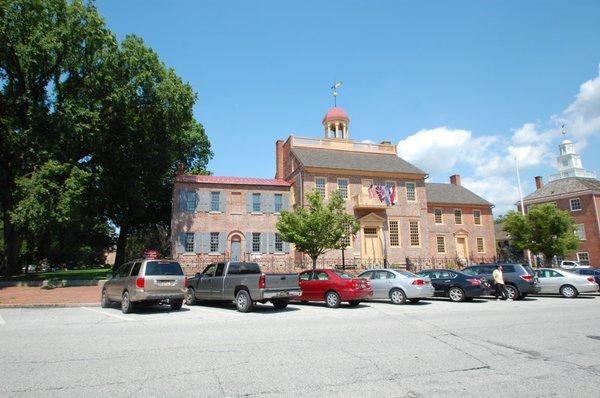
[185, 262, 301, 312]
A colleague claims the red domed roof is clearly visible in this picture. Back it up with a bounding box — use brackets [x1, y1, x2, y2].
[322, 107, 349, 124]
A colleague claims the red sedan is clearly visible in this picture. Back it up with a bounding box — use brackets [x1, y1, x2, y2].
[296, 269, 373, 308]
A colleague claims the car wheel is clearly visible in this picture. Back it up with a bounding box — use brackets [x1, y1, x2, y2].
[185, 287, 196, 306]
[348, 300, 361, 307]
[101, 289, 111, 308]
[121, 291, 134, 314]
[235, 289, 254, 312]
[448, 287, 466, 302]
[560, 284, 578, 298]
[325, 291, 341, 308]
[409, 298, 420, 304]
[389, 288, 407, 305]
[271, 299, 289, 309]
[505, 284, 519, 300]
[170, 299, 183, 311]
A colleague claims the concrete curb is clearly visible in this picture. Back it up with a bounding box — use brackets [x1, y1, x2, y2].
[0, 303, 100, 309]
[0, 279, 105, 288]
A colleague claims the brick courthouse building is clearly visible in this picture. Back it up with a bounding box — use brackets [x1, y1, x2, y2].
[171, 107, 496, 272]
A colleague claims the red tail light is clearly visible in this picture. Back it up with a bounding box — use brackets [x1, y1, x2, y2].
[136, 277, 145, 289]
[258, 274, 266, 289]
[348, 279, 364, 289]
[520, 274, 533, 282]
[412, 279, 426, 286]
[587, 276, 595, 283]
[467, 278, 481, 286]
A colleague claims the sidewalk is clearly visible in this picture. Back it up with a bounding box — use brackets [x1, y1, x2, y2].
[0, 285, 101, 307]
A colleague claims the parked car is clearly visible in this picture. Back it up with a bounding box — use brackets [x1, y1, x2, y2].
[101, 259, 186, 313]
[462, 263, 538, 300]
[568, 268, 600, 288]
[296, 269, 372, 308]
[185, 262, 301, 312]
[416, 269, 490, 302]
[560, 260, 591, 269]
[533, 268, 599, 298]
[357, 269, 434, 304]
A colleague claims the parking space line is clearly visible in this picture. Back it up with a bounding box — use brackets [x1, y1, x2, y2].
[191, 306, 242, 316]
[80, 307, 133, 321]
[0, 314, 6, 325]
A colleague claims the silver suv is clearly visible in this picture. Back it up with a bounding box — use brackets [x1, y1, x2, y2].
[101, 259, 186, 313]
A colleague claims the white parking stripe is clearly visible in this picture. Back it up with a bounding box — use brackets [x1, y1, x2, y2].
[0, 314, 6, 325]
[192, 306, 242, 316]
[80, 307, 133, 321]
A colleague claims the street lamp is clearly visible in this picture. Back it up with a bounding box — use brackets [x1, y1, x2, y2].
[340, 233, 346, 271]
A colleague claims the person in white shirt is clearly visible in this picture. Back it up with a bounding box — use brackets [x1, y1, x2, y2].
[493, 265, 511, 301]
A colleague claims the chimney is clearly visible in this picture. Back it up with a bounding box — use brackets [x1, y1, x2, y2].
[275, 140, 284, 179]
[535, 176, 543, 190]
[449, 174, 461, 186]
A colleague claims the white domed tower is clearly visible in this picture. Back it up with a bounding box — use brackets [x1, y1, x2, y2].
[322, 107, 350, 139]
[549, 127, 597, 181]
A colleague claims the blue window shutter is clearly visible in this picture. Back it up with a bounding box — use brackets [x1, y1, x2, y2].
[200, 232, 209, 253]
[283, 241, 290, 253]
[246, 193, 253, 213]
[263, 194, 273, 213]
[260, 233, 267, 253]
[175, 233, 185, 253]
[219, 192, 227, 213]
[267, 232, 274, 253]
[218, 232, 226, 253]
[179, 191, 187, 212]
[282, 193, 290, 211]
[246, 232, 253, 253]
[197, 190, 208, 212]
[193, 232, 202, 253]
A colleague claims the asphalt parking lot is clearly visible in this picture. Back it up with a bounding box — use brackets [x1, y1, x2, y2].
[1, 295, 599, 397]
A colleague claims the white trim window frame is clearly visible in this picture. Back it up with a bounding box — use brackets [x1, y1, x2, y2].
[575, 224, 586, 241]
[570, 197, 582, 212]
[454, 209, 463, 225]
[406, 182, 416, 202]
[476, 237, 485, 253]
[577, 252, 590, 266]
[436, 236, 446, 254]
[184, 232, 194, 253]
[434, 208, 443, 224]
[209, 232, 219, 253]
[473, 210, 481, 225]
[315, 177, 327, 198]
[409, 220, 420, 247]
[337, 178, 349, 200]
[388, 220, 400, 247]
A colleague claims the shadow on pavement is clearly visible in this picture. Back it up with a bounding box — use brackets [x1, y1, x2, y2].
[290, 301, 372, 310]
[530, 294, 597, 299]
[421, 297, 489, 304]
[189, 300, 301, 314]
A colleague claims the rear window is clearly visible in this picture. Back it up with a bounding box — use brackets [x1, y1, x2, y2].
[522, 265, 534, 275]
[394, 270, 417, 278]
[227, 262, 261, 275]
[334, 271, 353, 279]
[144, 261, 183, 276]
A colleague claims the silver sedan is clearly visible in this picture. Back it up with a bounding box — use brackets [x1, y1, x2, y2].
[358, 269, 435, 304]
[533, 268, 599, 298]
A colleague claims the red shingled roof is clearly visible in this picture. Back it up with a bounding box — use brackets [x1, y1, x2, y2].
[176, 174, 291, 187]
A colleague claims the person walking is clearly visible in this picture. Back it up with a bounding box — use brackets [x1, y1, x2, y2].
[493, 265, 511, 301]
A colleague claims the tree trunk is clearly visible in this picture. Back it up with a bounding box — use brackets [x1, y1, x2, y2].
[2, 206, 21, 277]
[114, 225, 129, 269]
[311, 256, 317, 270]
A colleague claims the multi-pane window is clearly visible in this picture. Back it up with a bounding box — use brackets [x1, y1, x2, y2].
[436, 236, 446, 253]
[338, 179, 349, 199]
[252, 232, 261, 252]
[570, 198, 582, 211]
[315, 177, 326, 197]
[210, 191, 220, 212]
[210, 232, 219, 252]
[186, 191, 196, 212]
[434, 209, 443, 224]
[275, 233, 283, 252]
[476, 237, 485, 253]
[185, 233, 194, 252]
[406, 182, 416, 201]
[575, 224, 586, 241]
[274, 194, 283, 212]
[252, 193, 261, 212]
[389, 220, 400, 247]
[409, 221, 420, 247]
[473, 210, 481, 225]
[577, 252, 590, 266]
[454, 209, 463, 224]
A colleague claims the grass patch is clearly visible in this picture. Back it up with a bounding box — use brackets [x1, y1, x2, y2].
[0, 268, 112, 281]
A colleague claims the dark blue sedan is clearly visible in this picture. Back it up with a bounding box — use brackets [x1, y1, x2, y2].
[416, 269, 491, 302]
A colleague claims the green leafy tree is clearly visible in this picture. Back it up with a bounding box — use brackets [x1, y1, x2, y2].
[276, 190, 358, 269]
[93, 35, 212, 267]
[124, 223, 171, 263]
[502, 203, 580, 265]
[0, 0, 114, 275]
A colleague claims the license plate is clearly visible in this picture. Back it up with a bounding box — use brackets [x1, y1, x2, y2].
[158, 281, 174, 287]
[277, 291, 289, 297]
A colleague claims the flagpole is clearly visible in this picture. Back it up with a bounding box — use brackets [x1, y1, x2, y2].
[515, 156, 532, 266]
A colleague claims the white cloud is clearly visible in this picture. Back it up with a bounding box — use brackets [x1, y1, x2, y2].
[561, 73, 600, 144]
[462, 176, 521, 215]
[396, 127, 471, 175]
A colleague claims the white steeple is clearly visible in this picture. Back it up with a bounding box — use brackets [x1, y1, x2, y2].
[549, 126, 596, 181]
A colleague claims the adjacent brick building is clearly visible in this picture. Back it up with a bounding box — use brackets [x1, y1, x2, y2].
[521, 137, 599, 267]
[171, 107, 496, 272]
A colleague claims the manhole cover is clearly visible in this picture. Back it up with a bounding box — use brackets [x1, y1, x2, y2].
[587, 335, 600, 341]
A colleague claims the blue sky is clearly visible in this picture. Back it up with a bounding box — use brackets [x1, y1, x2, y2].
[96, 0, 600, 214]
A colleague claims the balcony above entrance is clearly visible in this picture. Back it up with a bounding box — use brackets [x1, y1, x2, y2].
[352, 194, 388, 209]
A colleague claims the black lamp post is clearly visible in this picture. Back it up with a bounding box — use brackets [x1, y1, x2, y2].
[341, 234, 346, 271]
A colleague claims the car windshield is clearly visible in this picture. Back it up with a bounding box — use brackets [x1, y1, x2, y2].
[334, 271, 353, 279]
[145, 261, 184, 276]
